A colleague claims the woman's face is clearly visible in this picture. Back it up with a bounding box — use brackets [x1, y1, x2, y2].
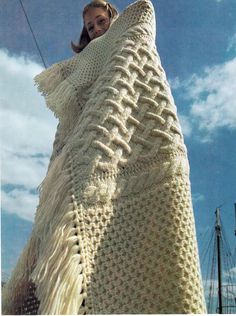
[84, 7, 111, 40]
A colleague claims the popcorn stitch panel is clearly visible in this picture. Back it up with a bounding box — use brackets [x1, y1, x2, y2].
[83, 176, 204, 314]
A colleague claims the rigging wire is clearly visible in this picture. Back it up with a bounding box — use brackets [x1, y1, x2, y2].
[197, 207, 236, 313]
[233, 203, 236, 265]
[202, 225, 215, 293]
[235, 203, 236, 237]
[200, 224, 215, 267]
[18, 0, 47, 69]
[221, 231, 236, 312]
[208, 233, 217, 313]
[221, 220, 236, 283]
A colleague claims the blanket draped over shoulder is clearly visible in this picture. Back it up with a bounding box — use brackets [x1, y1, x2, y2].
[2, 0, 206, 314]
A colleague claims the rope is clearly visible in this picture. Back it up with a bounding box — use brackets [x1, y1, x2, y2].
[18, 0, 47, 69]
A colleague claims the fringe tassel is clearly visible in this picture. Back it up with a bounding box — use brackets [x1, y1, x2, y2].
[2, 234, 39, 315]
[31, 219, 85, 314]
[34, 63, 64, 96]
[45, 80, 79, 118]
[31, 151, 85, 314]
[34, 151, 72, 232]
[34, 59, 79, 118]
[3, 148, 86, 315]
[31, 191, 85, 314]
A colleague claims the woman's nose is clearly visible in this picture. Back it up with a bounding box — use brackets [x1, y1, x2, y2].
[94, 24, 102, 35]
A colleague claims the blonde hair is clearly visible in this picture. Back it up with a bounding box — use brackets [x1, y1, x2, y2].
[71, 0, 118, 53]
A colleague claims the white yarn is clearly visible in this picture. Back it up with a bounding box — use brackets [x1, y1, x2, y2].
[2, 1, 206, 314]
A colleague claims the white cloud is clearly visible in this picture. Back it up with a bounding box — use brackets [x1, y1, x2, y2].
[203, 279, 218, 298]
[0, 107, 54, 156]
[2, 150, 49, 189]
[227, 33, 236, 53]
[169, 77, 181, 90]
[0, 49, 58, 221]
[178, 114, 192, 137]
[172, 56, 236, 141]
[189, 58, 236, 131]
[224, 267, 236, 279]
[203, 279, 236, 298]
[1, 189, 38, 222]
[192, 192, 205, 204]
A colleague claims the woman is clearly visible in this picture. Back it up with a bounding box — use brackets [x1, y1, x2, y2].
[2, 0, 206, 314]
[71, 0, 118, 53]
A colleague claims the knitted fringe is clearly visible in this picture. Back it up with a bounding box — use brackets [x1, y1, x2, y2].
[2, 235, 39, 315]
[34, 64, 78, 119]
[31, 213, 85, 314]
[3, 151, 86, 315]
[34, 63, 64, 96]
[32, 152, 85, 314]
[34, 151, 72, 234]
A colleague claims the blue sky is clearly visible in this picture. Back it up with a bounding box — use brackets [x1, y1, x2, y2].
[1, 0, 236, 303]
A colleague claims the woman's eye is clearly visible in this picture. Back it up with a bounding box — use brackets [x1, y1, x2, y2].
[88, 26, 94, 32]
[98, 18, 106, 25]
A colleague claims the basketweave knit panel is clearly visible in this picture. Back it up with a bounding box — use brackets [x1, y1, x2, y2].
[2, 0, 206, 314]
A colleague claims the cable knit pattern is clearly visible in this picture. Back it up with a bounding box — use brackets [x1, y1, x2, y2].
[2, 0, 206, 314]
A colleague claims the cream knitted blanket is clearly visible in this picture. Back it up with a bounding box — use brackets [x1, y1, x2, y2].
[2, 0, 206, 314]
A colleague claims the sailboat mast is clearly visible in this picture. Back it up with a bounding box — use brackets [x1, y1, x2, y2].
[215, 207, 223, 314]
[234, 203, 236, 236]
